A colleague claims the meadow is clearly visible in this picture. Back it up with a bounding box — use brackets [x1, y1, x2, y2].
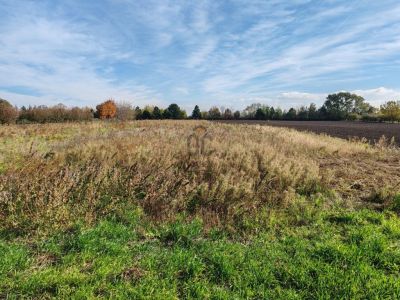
[1, 120, 400, 299]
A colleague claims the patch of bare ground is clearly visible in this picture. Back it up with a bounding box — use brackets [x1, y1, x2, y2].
[219, 120, 400, 145]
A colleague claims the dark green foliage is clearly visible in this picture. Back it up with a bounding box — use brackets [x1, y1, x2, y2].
[297, 106, 309, 120]
[162, 108, 172, 119]
[166, 103, 186, 119]
[153, 106, 162, 119]
[321, 92, 370, 120]
[191, 105, 202, 119]
[237, 94, 375, 121]
[308, 103, 318, 120]
[285, 107, 297, 120]
[255, 108, 266, 120]
[134, 106, 142, 120]
[141, 109, 152, 120]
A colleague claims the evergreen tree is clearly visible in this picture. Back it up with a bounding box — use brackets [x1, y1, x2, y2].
[141, 109, 152, 119]
[167, 103, 185, 119]
[255, 108, 266, 120]
[153, 106, 162, 119]
[191, 105, 202, 119]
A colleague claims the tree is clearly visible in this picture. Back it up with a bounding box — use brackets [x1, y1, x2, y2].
[201, 111, 209, 119]
[223, 108, 233, 120]
[352, 96, 372, 115]
[116, 102, 135, 121]
[273, 108, 283, 120]
[297, 106, 309, 120]
[233, 110, 241, 119]
[0, 99, 18, 124]
[134, 106, 142, 119]
[285, 108, 297, 120]
[255, 108, 266, 120]
[264, 106, 272, 119]
[243, 103, 263, 119]
[96, 99, 117, 119]
[380, 101, 400, 122]
[267, 107, 274, 120]
[141, 109, 152, 119]
[321, 92, 369, 120]
[191, 105, 202, 119]
[162, 109, 172, 119]
[308, 103, 318, 120]
[208, 107, 221, 120]
[166, 103, 185, 119]
[153, 106, 162, 119]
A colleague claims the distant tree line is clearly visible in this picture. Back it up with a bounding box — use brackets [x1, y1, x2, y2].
[1, 93, 400, 124]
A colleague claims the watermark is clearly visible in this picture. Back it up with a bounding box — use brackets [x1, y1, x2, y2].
[187, 125, 212, 155]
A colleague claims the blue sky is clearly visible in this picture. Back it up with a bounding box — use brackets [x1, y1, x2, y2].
[1, 0, 400, 111]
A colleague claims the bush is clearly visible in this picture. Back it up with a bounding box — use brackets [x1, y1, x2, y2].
[0, 99, 18, 124]
[361, 114, 381, 122]
[380, 101, 400, 122]
[96, 99, 117, 119]
[208, 107, 222, 120]
[18, 105, 93, 123]
[347, 113, 360, 121]
[116, 102, 135, 121]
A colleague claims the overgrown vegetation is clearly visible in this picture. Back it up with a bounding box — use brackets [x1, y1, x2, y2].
[1, 121, 399, 298]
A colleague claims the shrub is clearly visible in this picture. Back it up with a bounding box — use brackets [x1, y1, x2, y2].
[0, 99, 18, 124]
[18, 104, 93, 123]
[380, 101, 400, 122]
[361, 114, 381, 122]
[96, 99, 117, 119]
[208, 107, 221, 120]
[116, 102, 135, 121]
[347, 113, 360, 121]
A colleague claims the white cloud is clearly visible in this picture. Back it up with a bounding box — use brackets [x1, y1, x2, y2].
[0, 0, 399, 110]
[186, 38, 218, 68]
[174, 87, 190, 95]
[352, 87, 400, 107]
[0, 8, 163, 108]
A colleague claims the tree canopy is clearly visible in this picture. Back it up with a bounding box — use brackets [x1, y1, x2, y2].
[191, 105, 202, 119]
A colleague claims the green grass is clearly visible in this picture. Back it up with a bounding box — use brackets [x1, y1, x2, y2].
[1, 204, 399, 299]
[1, 122, 399, 298]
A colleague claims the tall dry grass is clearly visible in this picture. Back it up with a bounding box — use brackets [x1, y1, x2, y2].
[0, 121, 399, 235]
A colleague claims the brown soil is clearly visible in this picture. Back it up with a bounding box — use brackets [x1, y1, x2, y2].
[219, 120, 400, 145]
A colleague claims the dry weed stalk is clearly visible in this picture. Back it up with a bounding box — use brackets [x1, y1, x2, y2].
[0, 121, 399, 234]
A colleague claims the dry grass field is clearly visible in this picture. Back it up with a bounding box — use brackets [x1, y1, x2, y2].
[1, 121, 400, 298]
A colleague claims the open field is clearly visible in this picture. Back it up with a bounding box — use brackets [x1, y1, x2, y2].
[219, 120, 400, 145]
[1, 121, 400, 298]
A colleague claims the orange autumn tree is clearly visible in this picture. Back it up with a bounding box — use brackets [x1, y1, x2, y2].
[96, 99, 117, 119]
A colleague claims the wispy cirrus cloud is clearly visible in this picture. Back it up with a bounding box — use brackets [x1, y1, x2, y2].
[0, 0, 399, 110]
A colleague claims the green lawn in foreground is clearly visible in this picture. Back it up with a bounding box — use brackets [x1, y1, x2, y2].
[1, 204, 400, 299]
